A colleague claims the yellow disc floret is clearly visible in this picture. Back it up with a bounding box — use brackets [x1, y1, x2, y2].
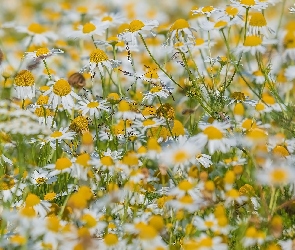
[53, 79, 71, 96]
[15, 70, 35, 87]
[89, 49, 109, 63]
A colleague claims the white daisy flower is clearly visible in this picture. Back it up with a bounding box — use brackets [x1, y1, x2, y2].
[80, 48, 121, 79]
[68, 21, 107, 39]
[118, 19, 159, 48]
[43, 79, 81, 112]
[15, 22, 57, 45]
[94, 12, 126, 29]
[133, 117, 166, 132]
[46, 127, 76, 145]
[230, 0, 268, 10]
[14, 70, 35, 99]
[143, 84, 173, 102]
[77, 99, 110, 117]
[191, 121, 235, 154]
[235, 35, 275, 55]
[24, 47, 64, 61]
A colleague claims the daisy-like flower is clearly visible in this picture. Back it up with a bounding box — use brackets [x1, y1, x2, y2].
[115, 100, 141, 120]
[15, 22, 57, 45]
[24, 47, 64, 61]
[45, 127, 76, 147]
[191, 6, 220, 18]
[70, 153, 91, 181]
[166, 19, 196, 46]
[242, 226, 266, 247]
[29, 169, 56, 185]
[160, 137, 200, 171]
[94, 12, 126, 29]
[45, 156, 73, 177]
[256, 160, 295, 186]
[43, 78, 81, 112]
[118, 19, 159, 47]
[183, 234, 228, 250]
[0, 175, 26, 203]
[230, 0, 268, 10]
[14, 70, 35, 99]
[247, 12, 274, 37]
[77, 98, 109, 117]
[235, 35, 272, 55]
[143, 84, 173, 102]
[80, 48, 121, 79]
[68, 21, 107, 39]
[133, 117, 166, 133]
[24, 193, 51, 218]
[282, 31, 295, 61]
[191, 121, 235, 154]
[224, 188, 248, 206]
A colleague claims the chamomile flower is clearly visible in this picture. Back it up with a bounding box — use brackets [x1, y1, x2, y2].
[24, 193, 51, 218]
[191, 121, 235, 154]
[230, 0, 268, 10]
[43, 79, 81, 112]
[235, 35, 268, 55]
[68, 21, 107, 39]
[166, 19, 196, 46]
[94, 12, 126, 29]
[133, 117, 166, 133]
[14, 70, 35, 99]
[191, 6, 220, 17]
[24, 47, 64, 61]
[248, 12, 274, 37]
[80, 48, 121, 79]
[29, 169, 56, 185]
[0, 175, 26, 202]
[118, 19, 159, 47]
[45, 157, 73, 177]
[15, 22, 57, 45]
[256, 160, 295, 186]
[46, 127, 75, 148]
[242, 226, 267, 247]
[77, 99, 109, 117]
[160, 138, 200, 171]
[143, 84, 173, 102]
[71, 153, 91, 181]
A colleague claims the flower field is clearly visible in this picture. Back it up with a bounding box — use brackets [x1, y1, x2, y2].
[1, 0, 295, 249]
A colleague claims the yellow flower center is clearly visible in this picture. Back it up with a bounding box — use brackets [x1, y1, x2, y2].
[226, 189, 239, 198]
[28, 23, 46, 34]
[101, 156, 114, 166]
[47, 216, 60, 232]
[199, 237, 213, 247]
[195, 38, 205, 45]
[36, 177, 47, 184]
[36, 95, 49, 105]
[122, 152, 138, 166]
[203, 126, 223, 140]
[255, 102, 265, 111]
[89, 49, 108, 63]
[55, 157, 72, 170]
[102, 16, 113, 22]
[76, 153, 90, 167]
[178, 180, 193, 191]
[270, 168, 288, 184]
[143, 119, 156, 127]
[25, 193, 40, 206]
[10, 235, 27, 245]
[82, 22, 96, 33]
[118, 100, 130, 112]
[129, 20, 145, 32]
[40, 85, 51, 92]
[104, 234, 118, 246]
[273, 145, 289, 157]
[202, 6, 214, 12]
[250, 12, 267, 27]
[240, 0, 255, 6]
[53, 79, 71, 96]
[139, 225, 158, 240]
[173, 150, 189, 163]
[262, 94, 275, 105]
[44, 192, 56, 201]
[0, 175, 15, 190]
[215, 20, 227, 28]
[244, 35, 262, 46]
[15, 70, 35, 87]
[34, 107, 52, 117]
[87, 101, 99, 108]
[284, 32, 295, 49]
[179, 195, 193, 204]
[82, 214, 97, 228]
[36, 47, 50, 57]
[70, 116, 89, 133]
[50, 131, 63, 138]
[225, 6, 239, 16]
[234, 103, 245, 116]
[20, 207, 36, 217]
[170, 19, 189, 31]
[150, 86, 162, 93]
[147, 138, 161, 151]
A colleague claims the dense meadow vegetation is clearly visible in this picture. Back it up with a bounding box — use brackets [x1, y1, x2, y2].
[1, 0, 295, 249]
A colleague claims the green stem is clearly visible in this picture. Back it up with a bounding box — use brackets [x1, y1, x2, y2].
[139, 33, 184, 90]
